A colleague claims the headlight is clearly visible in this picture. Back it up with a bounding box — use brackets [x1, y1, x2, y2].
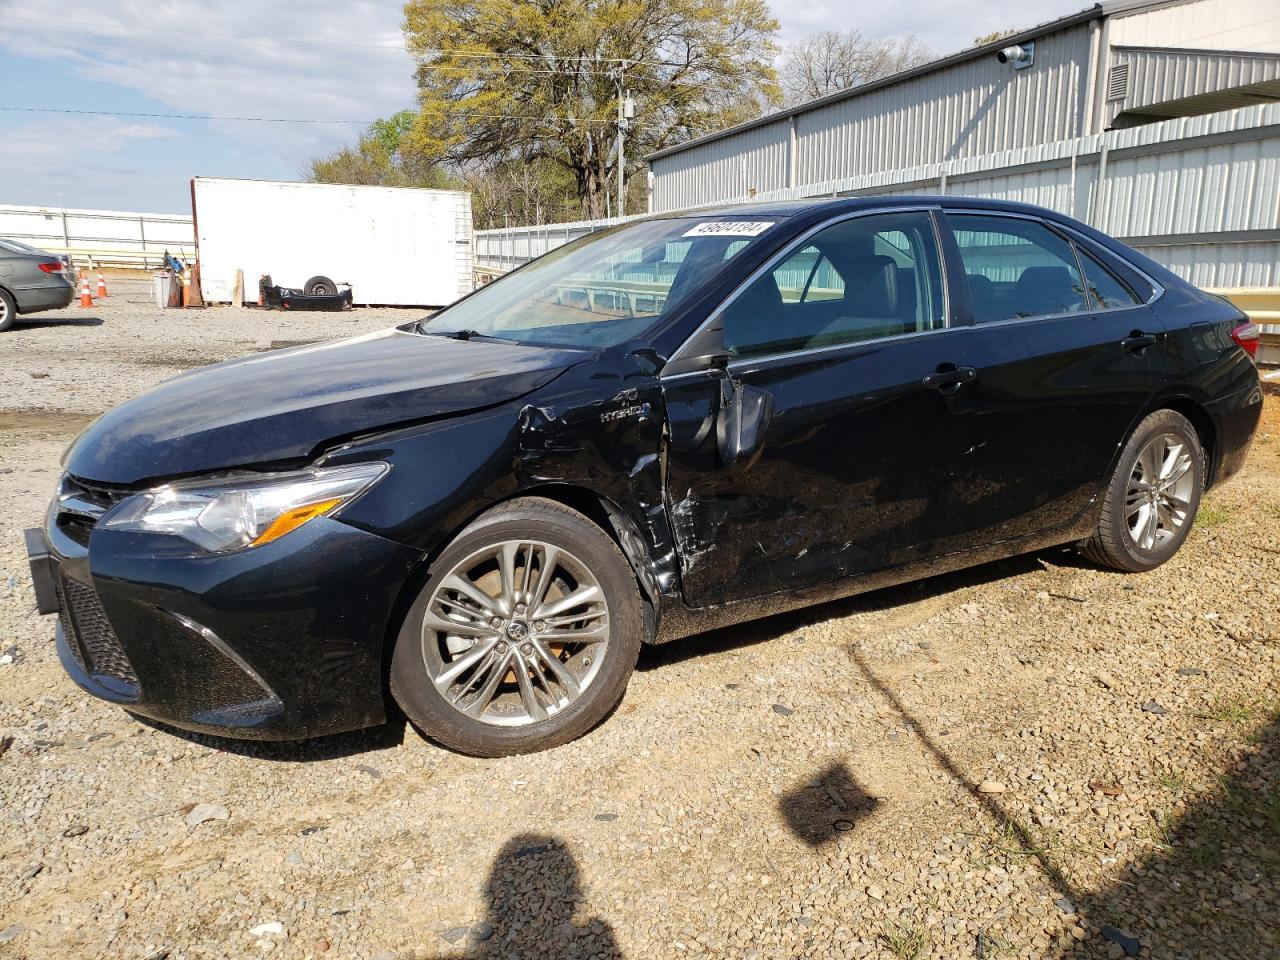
[99, 462, 388, 553]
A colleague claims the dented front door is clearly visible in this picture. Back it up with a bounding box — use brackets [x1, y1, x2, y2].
[660, 330, 978, 608]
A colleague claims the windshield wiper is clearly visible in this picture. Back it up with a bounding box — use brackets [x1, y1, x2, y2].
[420, 327, 518, 344]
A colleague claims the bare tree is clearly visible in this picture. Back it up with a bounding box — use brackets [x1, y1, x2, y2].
[780, 31, 933, 106]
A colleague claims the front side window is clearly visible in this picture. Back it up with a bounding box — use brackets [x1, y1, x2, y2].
[424, 216, 777, 349]
[948, 214, 1089, 323]
[722, 211, 946, 359]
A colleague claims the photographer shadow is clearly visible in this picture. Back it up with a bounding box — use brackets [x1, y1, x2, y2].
[432, 833, 622, 959]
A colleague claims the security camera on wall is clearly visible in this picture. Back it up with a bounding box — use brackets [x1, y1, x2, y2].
[997, 42, 1035, 70]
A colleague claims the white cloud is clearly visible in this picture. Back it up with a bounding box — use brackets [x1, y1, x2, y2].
[0, 0, 416, 208]
[0, 0, 1087, 211]
[0, 116, 182, 209]
[769, 0, 1083, 56]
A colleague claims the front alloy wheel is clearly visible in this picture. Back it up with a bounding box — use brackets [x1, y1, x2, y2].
[421, 540, 610, 726]
[391, 498, 643, 756]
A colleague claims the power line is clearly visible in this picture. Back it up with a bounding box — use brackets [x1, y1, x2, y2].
[3, 16, 411, 51]
[0, 106, 617, 125]
[3, 24, 632, 75]
[4, 15, 677, 65]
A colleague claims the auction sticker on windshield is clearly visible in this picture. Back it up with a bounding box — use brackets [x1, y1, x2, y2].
[683, 221, 775, 238]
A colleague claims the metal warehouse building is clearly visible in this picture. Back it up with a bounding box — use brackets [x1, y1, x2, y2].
[644, 0, 1280, 291]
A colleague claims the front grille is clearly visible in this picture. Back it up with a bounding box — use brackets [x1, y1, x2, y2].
[59, 576, 139, 687]
[62, 475, 130, 512]
[54, 580, 86, 672]
[54, 475, 132, 547]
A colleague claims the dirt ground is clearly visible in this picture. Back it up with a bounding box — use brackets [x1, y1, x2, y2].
[0, 281, 1277, 960]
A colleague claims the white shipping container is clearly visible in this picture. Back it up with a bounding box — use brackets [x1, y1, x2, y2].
[191, 177, 474, 306]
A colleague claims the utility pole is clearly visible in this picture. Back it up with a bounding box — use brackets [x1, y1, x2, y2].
[614, 62, 634, 219]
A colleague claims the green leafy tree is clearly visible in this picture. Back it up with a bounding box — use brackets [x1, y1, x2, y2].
[400, 0, 781, 218]
[307, 110, 456, 188]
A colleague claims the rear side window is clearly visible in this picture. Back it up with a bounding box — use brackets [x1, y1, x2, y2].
[1076, 246, 1142, 309]
[722, 211, 945, 359]
[948, 214, 1089, 323]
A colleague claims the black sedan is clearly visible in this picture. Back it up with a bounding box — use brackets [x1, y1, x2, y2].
[27, 197, 1262, 756]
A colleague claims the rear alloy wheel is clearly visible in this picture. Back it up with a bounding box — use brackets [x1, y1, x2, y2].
[391, 498, 643, 756]
[0, 288, 16, 332]
[1082, 409, 1203, 572]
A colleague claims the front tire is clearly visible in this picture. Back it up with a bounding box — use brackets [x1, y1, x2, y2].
[390, 498, 643, 757]
[1082, 409, 1204, 572]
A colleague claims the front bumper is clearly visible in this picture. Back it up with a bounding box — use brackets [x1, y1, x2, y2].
[27, 512, 423, 740]
[14, 280, 75, 314]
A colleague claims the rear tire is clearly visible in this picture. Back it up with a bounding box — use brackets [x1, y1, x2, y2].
[304, 275, 337, 297]
[390, 498, 643, 757]
[0, 288, 16, 332]
[1082, 409, 1204, 572]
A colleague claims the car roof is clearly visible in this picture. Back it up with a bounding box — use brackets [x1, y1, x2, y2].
[648, 195, 1076, 222]
[0, 238, 45, 254]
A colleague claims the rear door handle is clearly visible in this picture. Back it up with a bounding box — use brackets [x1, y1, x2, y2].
[1121, 331, 1157, 353]
[922, 365, 977, 393]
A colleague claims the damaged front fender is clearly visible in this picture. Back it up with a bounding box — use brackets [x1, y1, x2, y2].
[330, 346, 686, 641]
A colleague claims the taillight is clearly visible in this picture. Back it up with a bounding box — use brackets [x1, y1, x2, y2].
[1231, 320, 1259, 358]
[37, 262, 64, 274]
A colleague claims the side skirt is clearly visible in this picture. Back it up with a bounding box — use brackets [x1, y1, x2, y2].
[652, 523, 1087, 645]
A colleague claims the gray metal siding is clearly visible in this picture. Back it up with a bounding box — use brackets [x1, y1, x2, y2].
[1093, 132, 1280, 240]
[651, 123, 791, 212]
[1134, 240, 1280, 287]
[651, 23, 1095, 211]
[796, 24, 1092, 184]
[1108, 46, 1280, 123]
[1107, 0, 1280, 53]
[502, 104, 1280, 296]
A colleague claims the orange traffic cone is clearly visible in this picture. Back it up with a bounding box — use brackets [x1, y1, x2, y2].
[96, 272, 108, 298]
[78, 275, 93, 308]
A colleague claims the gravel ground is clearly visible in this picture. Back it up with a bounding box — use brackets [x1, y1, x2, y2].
[1, 280, 1277, 960]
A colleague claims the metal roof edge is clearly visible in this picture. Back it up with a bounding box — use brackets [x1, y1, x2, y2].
[645, 0, 1198, 164]
[1112, 43, 1280, 61]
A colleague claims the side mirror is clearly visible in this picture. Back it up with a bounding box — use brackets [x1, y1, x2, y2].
[716, 377, 774, 469]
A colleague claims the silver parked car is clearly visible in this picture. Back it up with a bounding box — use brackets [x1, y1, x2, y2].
[0, 238, 76, 331]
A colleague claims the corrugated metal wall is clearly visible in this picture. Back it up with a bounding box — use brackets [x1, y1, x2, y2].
[480, 103, 1280, 290]
[794, 25, 1091, 185]
[650, 123, 791, 213]
[1108, 45, 1280, 125]
[650, 22, 1094, 212]
[1108, 0, 1280, 52]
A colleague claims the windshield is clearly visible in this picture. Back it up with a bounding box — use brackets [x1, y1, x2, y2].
[0, 239, 42, 254]
[422, 216, 781, 349]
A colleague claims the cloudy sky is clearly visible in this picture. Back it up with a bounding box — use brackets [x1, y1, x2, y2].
[0, 0, 1073, 214]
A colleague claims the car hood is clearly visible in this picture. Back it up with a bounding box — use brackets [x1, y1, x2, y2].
[65, 329, 585, 485]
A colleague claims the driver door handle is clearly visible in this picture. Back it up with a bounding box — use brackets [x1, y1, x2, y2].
[922, 365, 977, 393]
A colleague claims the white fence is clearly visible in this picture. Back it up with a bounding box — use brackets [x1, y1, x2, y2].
[474, 215, 646, 275]
[475, 102, 1280, 292]
[0, 204, 196, 269]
